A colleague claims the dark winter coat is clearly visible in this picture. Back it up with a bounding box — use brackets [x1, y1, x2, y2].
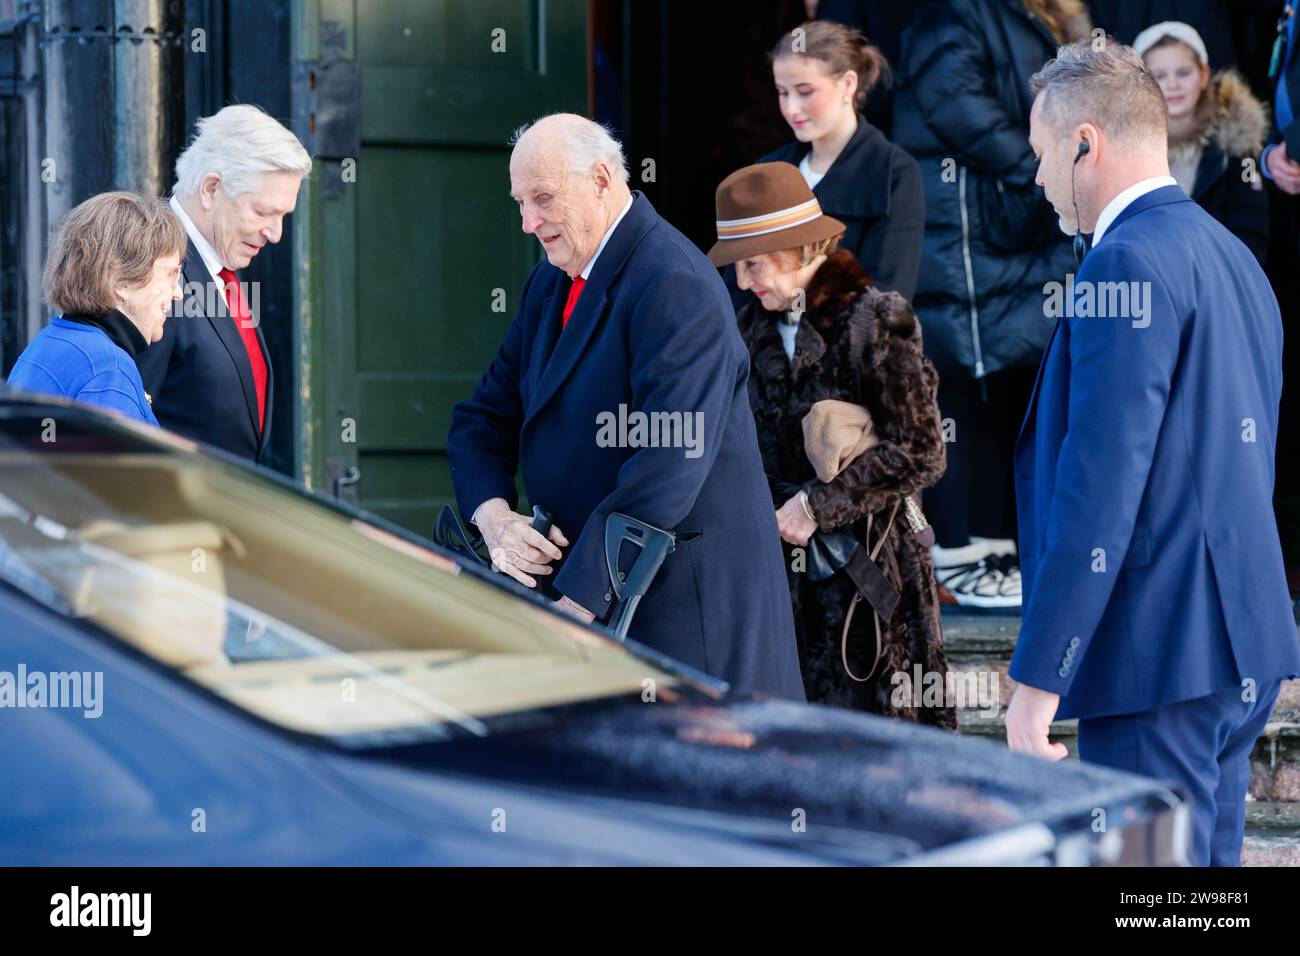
[449, 192, 804, 701]
[1174, 70, 1271, 264]
[738, 249, 956, 727]
[891, 0, 1086, 380]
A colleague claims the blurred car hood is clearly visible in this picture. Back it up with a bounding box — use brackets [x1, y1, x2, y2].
[318, 693, 1183, 865]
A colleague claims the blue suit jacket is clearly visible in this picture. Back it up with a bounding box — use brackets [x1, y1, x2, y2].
[7, 317, 158, 426]
[1012, 185, 1300, 720]
[448, 192, 804, 699]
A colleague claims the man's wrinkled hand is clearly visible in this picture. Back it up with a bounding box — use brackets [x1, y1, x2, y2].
[474, 497, 569, 588]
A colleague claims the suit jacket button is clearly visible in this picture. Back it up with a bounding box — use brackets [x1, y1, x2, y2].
[1065, 646, 1076, 659]
[1058, 666, 1070, 678]
[604, 591, 613, 603]
[1069, 636, 1081, 649]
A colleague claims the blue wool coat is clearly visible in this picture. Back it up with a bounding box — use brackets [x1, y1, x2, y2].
[1012, 185, 1300, 720]
[449, 192, 804, 700]
[7, 317, 158, 426]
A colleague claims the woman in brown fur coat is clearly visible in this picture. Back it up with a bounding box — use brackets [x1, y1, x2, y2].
[709, 162, 956, 728]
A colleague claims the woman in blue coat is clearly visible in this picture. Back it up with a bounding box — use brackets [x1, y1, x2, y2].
[8, 191, 186, 425]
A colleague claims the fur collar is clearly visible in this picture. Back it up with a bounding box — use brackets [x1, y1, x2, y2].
[1169, 69, 1269, 158]
[805, 249, 918, 341]
[738, 249, 920, 376]
[805, 249, 874, 327]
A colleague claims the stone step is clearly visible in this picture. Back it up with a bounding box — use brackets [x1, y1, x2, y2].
[1242, 834, 1300, 866]
[939, 609, 1300, 661]
[1246, 799, 1300, 829]
[1243, 801, 1300, 866]
[938, 610, 1020, 659]
[947, 659, 1300, 799]
[937, 610, 1300, 863]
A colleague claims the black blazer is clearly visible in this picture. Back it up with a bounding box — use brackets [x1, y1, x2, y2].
[723, 114, 925, 311]
[137, 238, 274, 463]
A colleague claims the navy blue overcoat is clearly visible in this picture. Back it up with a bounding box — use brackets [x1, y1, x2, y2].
[450, 192, 804, 699]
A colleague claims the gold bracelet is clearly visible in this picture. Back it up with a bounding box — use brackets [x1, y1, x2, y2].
[799, 489, 816, 522]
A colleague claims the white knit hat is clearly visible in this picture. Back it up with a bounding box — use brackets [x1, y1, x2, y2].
[1132, 20, 1209, 66]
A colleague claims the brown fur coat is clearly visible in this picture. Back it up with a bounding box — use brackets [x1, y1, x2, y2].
[738, 250, 956, 728]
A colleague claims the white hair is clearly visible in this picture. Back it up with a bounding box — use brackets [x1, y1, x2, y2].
[173, 104, 313, 198]
[510, 115, 629, 183]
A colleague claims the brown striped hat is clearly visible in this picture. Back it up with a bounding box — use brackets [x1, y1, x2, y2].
[707, 162, 846, 267]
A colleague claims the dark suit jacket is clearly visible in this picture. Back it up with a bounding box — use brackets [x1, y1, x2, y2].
[448, 192, 804, 700]
[1013, 185, 1300, 720]
[137, 238, 274, 463]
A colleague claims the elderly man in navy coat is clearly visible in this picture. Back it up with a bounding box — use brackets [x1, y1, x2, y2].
[1011, 38, 1300, 866]
[448, 114, 804, 700]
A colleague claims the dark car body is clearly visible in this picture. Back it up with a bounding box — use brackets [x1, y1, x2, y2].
[0, 393, 1188, 865]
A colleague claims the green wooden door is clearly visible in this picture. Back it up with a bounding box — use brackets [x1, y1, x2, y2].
[297, 0, 587, 534]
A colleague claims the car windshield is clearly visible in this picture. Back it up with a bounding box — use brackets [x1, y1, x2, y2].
[0, 402, 682, 748]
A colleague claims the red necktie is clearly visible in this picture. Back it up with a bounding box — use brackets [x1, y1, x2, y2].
[219, 268, 268, 432]
[562, 277, 586, 329]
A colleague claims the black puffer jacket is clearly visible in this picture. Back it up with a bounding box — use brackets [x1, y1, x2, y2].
[891, 0, 1086, 379]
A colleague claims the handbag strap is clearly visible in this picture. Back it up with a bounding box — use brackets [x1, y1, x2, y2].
[840, 498, 901, 684]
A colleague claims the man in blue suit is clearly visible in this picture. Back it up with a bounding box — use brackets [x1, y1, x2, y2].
[1009, 38, 1300, 865]
[448, 114, 804, 700]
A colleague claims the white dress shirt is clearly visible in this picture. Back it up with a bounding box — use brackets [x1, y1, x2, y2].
[169, 195, 226, 284]
[1090, 175, 1178, 248]
[579, 195, 634, 280]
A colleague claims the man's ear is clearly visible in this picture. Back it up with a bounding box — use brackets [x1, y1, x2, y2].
[1077, 123, 1102, 163]
[198, 173, 221, 210]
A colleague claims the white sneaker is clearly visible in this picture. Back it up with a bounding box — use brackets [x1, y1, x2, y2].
[933, 550, 1022, 609]
[970, 536, 1017, 558]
